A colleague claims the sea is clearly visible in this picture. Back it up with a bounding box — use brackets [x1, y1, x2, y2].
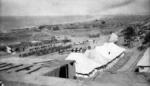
[0, 16, 96, 32]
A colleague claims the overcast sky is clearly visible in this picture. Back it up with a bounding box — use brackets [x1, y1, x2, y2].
[0, 0, 149, 16]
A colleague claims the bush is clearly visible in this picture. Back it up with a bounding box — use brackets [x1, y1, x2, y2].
[39, 25, 45, 30]
[123, 26, 136, 48]
[123, 26, 136, 38]
[0, 46, 6, 52]
[143, 32, 150, 44]
[101, 20, 106, 24]
[53, 26, 60, 30]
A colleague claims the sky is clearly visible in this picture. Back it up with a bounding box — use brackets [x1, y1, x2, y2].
[0, 0, 149, 16]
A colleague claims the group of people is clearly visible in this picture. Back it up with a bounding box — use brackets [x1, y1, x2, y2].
[58, 40, 95, 55]
[73, 40, 95, 45]
[17, 38, 95, 57]
[29, 44, 54, 52]
[7, 40, 54, 54]
[19, 43, 91, 57]
[19, 44, 72, 57]
[58, 47, 87, 55]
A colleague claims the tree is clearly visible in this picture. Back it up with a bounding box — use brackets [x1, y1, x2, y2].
[143, 32, 150, 44]
[39, 25, 45, 30]
[123, 26, 136, 48]
[101, 20, 106, 24]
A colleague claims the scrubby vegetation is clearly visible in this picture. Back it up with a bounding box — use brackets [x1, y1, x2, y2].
[119, 17, 150, 49]
[143, 32, 150, 44]
[122, 26, 136, 48]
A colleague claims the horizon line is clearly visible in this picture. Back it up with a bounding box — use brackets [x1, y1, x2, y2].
[0, 14, 150, 17]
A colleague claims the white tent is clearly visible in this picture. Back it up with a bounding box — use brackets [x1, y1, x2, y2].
[95, 43, 125, 60]
[66, 53, 100, 75]
[109, 33, 118, 42]
[66, 43, 126, 77]
[137, 48, 150, 72]
[84, 49, 111, 65]
[6, 46, 16, 55]
[83, 43, 125, 70]
[6, 46, 12, 53]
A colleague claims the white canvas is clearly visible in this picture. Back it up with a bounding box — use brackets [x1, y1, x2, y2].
[66, 53, 100, 74]
[66, 43, 126, 75]
[109, 33, 118, 42]
[137, 48, 150, 66]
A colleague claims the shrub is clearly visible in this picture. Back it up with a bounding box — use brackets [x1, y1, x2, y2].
[53, 26, 60, 30]
[123, 26, 136, 48]
[143, 32, 150, 44]
[101, 20, 106, 24]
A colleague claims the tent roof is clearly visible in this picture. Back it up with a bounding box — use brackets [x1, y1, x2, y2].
[95, 43, 125, 59]
[109, 33, 118, 42]
[66, 53, 100, 74]
[137, 48, 150, 66]
[84, 49, 111, 65]
[66, 43, 126, 75]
